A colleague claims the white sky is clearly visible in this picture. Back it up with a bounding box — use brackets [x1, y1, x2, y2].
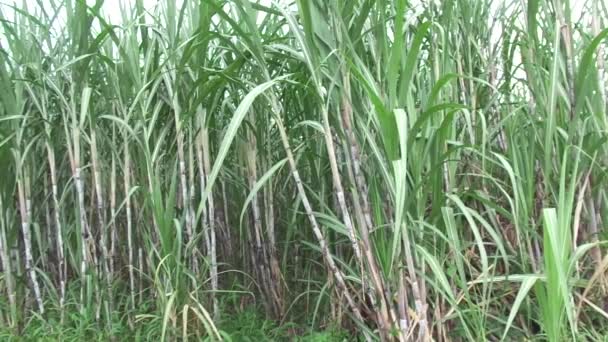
[96, 0, 275, 23]
[0, 0, 592, 67]
[0, 0, 587, 32]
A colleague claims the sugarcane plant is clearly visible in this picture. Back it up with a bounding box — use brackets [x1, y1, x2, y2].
[0, 0, 607, 341]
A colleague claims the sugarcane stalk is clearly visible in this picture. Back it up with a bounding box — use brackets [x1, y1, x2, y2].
[44, 179, 51, 269]
[401, 220, 428, 341]
[173, 96, 194, 265]
[0, 197, 17, 326]
[221, 178, 232, 259]
[46, 145, 66, 321]
[72, 87, 97, 313]
[109, 125, 117, 277]
[202, 127, 219, 320]
[270, 100, 370, 341]
[90, 124, 113, 320]
[124, 139, 136, 312]
[245, 132, 275, 318]
[196, 113, 211, 258]
[340, 73, 397, 338]
[16, 163, 44, 314]
[187, 119, 199, 275]
[138, 247, 143, 304]
[321, 107, 363, 265]
[397, 269, 409, 338]
[263, 147, 284, 318]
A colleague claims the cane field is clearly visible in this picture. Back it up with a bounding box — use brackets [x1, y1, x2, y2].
[0, 0, 608, 340]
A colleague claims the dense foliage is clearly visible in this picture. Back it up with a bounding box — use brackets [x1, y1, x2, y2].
[0, 0, 607, 340]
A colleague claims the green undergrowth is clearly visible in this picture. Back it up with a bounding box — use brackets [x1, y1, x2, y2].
[0, 295, 351, 341]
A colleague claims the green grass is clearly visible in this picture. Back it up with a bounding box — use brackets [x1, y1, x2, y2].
[0, 298, 351, 341]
